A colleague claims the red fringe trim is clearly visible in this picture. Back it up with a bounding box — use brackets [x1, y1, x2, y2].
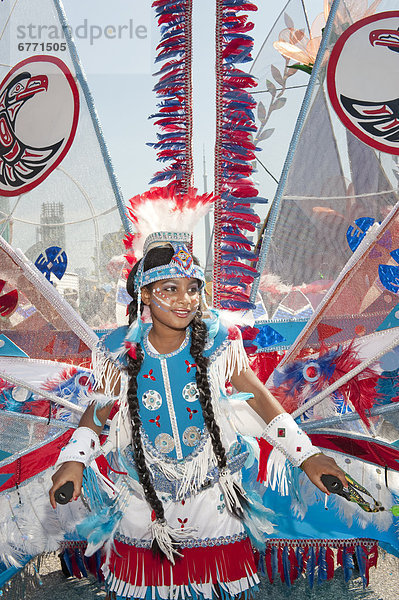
[108, 537, 256, 587]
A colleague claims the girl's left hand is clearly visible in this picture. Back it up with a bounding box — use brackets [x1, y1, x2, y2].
[301, 453, 348, 494]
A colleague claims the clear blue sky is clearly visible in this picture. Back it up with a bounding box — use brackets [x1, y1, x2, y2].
[61, 0, 323, 206]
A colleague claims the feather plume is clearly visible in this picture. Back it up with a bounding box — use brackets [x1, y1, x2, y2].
[124, 186, 216, 260]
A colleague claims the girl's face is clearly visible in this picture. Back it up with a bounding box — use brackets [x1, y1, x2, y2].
[141, 277, 200, 331]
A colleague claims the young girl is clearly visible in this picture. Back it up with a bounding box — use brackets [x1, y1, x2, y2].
[49, 236, 346, 600]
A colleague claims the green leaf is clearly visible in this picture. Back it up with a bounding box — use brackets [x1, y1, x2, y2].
[290, 63, 313, 75]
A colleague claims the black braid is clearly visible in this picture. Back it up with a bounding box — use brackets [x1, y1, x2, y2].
[125, 255, 166, 525]
[190, 311, 228, 471]
[126, 347, 165, 522]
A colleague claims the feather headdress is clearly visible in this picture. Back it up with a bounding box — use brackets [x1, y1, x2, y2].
[124, 185, 216, 263]
[122, 185, 216, 345]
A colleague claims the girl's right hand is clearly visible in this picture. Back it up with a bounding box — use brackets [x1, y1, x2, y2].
[49, 461, 84, 509]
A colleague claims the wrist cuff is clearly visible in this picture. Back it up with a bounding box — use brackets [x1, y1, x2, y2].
[57, 427, 100, 467]
[261, 413, 320, 468]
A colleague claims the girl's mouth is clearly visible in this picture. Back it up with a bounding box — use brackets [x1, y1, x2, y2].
[173, 310, 191, 318]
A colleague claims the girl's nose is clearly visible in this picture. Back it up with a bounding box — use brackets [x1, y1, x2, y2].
[177, 289, 191, 304]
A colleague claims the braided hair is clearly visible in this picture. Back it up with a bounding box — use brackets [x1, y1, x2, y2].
[125, 247, 228, 524]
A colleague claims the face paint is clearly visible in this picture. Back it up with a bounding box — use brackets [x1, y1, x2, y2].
[151, 295, 170, 313]
[151, 288, 173, 310]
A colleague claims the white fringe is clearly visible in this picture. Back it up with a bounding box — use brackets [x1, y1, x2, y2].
[91, 348, 121, 398]
[208, 339, 249, 423]
[150, 518, 197, 564]
[0, 470, 87, 567]
[218, 469, 246, 515]
[265, 448, 290, 496]
[144, 437, 217, 501]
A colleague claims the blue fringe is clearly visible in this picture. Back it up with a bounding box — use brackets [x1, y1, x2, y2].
[317, 546, 328, 584]
[61, 549, 73, 577]
[271, 546, 278, 582]
[257, 552, 266, 577]
[342, 546, 354, 582]
[74, 548, 88, 578]
[355, 545, 368, 588]
[282, 546, 291, 587]
[83, 466, 109, 511]
[307, 546, 316, 588]
[295, 547, 304, 580]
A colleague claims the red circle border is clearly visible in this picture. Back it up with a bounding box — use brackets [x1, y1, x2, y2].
[0, 55, 80, 197]
[327, 11, 399, 156]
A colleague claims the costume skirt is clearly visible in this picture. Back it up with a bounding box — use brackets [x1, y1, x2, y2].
[102, 482, 259, 600]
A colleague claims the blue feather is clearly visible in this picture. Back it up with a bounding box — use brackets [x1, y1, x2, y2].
[76, 506, 111, 539]
[150, 170, 184, 184]
[125, 319, 144, 343]
[117, 449, 140, 482]
[206, 308, 220, 339]
[77, 506, 123, 548]
[221, 250, 257, 261]
[155, 49, 184, 62]
[153, 59, 184, 76]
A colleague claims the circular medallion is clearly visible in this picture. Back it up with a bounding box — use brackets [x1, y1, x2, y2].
[142, 390, 162, 411]
[327, 11, 399, 155]
[155, 432, 175, 454]
[182, 382, 200, 403]
[11, 387, 30, 403]
[0, 56, 79, 195]
[182, 426, 201, 447]
[302, 361, 321, 383]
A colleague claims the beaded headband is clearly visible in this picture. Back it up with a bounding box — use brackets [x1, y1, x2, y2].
[134, 240, 206, 291]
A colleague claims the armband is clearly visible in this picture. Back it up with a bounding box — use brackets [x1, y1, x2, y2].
[57, 427, 100, 467]
[261, 413, 320, 468]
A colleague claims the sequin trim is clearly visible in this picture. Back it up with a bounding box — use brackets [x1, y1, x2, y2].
[124, 444, 249, 500]
[114, 531, 248, 549]
[140, 427, 209, 465]
[161, 357, 183, 459]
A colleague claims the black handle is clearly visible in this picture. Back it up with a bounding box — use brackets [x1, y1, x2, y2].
[321, 474, 344, 494]
[54, 481, 74, 505]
